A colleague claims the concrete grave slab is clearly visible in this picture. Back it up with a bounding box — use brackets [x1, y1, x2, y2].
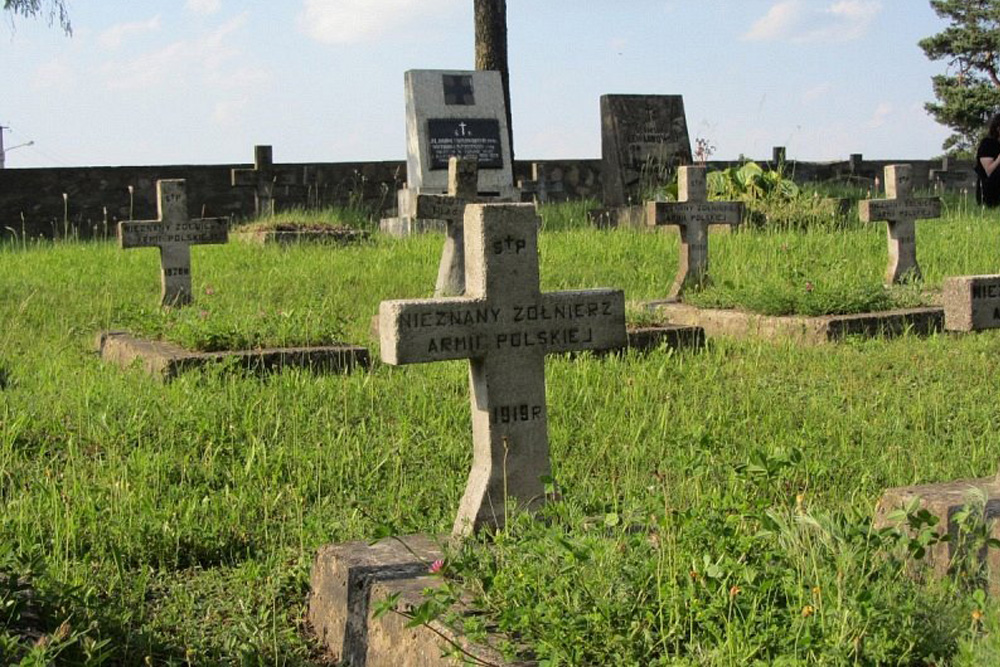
[601, 94, 692, 208]
[859, 164, 942, 285]
[379, 203, 626, 535]
[118, 179, 228, 307]
[646, 166, 743, 298]
[943, 275, 1000, 332]
[309, 536, 535, 666]
[650, 302, 943, 344]
[232, 226, 370, 246]
[96, 331, 369, 380]
[875, 474, 1000, 594]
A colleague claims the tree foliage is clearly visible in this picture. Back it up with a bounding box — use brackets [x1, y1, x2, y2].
[3, 0, 71, 34]
[920, 0, 1000, 154]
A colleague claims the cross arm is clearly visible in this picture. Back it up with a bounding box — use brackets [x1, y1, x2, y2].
[646, 201, 743, 227]
[408, 193, 479, 222]
[118, 218, 228, 249]
[380, 297, 493, 364]
[858, 198, 942, 223]
[536, 290, 626, 353]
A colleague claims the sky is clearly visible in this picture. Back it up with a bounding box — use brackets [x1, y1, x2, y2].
[2, 1, 956, 169]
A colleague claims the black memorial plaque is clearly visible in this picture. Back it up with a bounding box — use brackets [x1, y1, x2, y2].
[427, 118, 503, 171]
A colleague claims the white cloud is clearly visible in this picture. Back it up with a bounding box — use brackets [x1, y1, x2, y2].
[101, 13, 267, 94]
[98, 15, 162, 49]
[213, 98, 248, 125]
[867, 101, 893, 128]
[744, 1, 802, 42]
[298, 0, 458, 44]
[801, 82, 832, 103]
[32, 58, 76, 90]
[744, 0, 881, 43]
[186, 0, 222, 15]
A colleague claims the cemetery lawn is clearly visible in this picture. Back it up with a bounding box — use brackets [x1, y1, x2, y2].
[4, 202, 1000, 663]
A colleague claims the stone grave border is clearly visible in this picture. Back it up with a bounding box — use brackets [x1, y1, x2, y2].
[648, 301, 944, 344]
[875, 475, 1000, 596]
[96, 331, 370, 380]
[309, 536, 534, 666]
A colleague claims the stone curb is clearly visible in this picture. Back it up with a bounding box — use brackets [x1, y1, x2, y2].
[309, 536, 535, 666]
[874, 476, 1000, 594]
[649, 302, 943, 344]
[95, 331, 370, 380]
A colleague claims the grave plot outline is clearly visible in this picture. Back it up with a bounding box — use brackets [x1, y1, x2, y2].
[118, 179, 228, 307]
[379, 203, 626, 536]
[859, 164, 942, 285]
[646, 166, 742, 298]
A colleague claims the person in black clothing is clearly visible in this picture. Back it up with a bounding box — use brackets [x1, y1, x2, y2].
[976, 113, 1000, 207]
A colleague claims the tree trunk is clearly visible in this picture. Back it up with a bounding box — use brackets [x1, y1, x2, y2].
[474, 0, 514, 182]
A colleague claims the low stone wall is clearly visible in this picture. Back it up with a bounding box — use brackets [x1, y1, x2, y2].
[0, 155, 963, 240]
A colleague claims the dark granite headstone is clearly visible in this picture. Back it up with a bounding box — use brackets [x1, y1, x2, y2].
[601, 95, 692, 207]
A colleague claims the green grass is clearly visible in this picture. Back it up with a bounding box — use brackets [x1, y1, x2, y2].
[4, 202, 1000, 663]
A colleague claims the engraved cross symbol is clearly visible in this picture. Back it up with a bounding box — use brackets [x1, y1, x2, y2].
[118, 179, 228, 307]
[646, 166, 742, 298]
[379, 204, 626, 536]
[859, 164, 942, 285]
[442, 74, 475, 106]
[456, 122, 468, 137]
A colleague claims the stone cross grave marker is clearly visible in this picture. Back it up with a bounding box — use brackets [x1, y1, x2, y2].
[231, 145, 298, 217]
[119, 179, 228, 307]
[646, 166, 742, 298]
[406, 157, 483, 297]
[859, 164, 942, 285]
[519, 163, 565, 205]
[379, 203, 626, 536]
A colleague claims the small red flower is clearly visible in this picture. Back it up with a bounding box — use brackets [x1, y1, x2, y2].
[428, 559, 444, 574]
[805, 281, 814, 293]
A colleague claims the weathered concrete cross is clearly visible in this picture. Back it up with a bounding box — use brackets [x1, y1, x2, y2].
[379, 203, 626, 536]
[118, 179, 228, 307]
[859, 164, 942, 285]
[231, 145, 298, 216]
[646, 166, 743, 298]
[406, 156, 486, 296]
[519, 162, 565, 205]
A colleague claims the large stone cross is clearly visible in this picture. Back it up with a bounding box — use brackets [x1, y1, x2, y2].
[379, 203, 626, 536]
[119, 179, 228, 307]
[646, 166, 742, 298]
[406, 157, 487, 297]
[231, 145, 298, 216]
[859, 164, 942, 285]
